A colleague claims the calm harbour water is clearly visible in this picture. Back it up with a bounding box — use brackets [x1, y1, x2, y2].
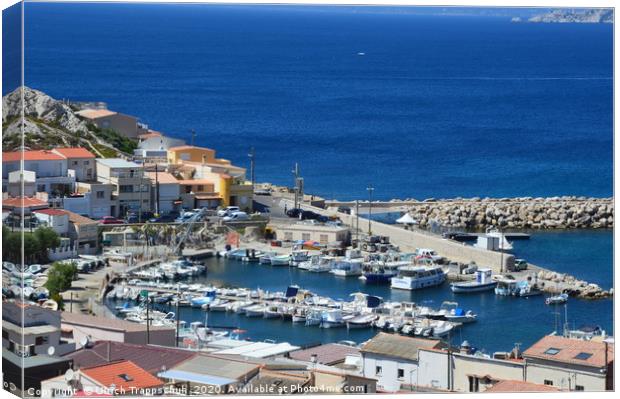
[15, 3, 613, 351]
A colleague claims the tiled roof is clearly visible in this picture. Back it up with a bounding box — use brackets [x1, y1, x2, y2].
[80, 360, 163, 390]
[168, 145, 213, 152]
[139, 132, 163, 140]
[34, 208, 69, 216]
[65, 341, 195, 374]
[289, 343, 360, 365]
[53, 148, 96, 159]
[65, 211, 98, 225]
[2, 197, 49, 208]
[3, 150, 64, 162]
[485, 380, 561, 392]
[76, 109, 117, 119]
[523, 335, 613, 368]
[360, 332, 442, 362]
[145, 171, 179, 184]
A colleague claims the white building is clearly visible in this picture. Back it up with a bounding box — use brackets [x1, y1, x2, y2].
[359, 333, 443, 392]
[145, 171, 181, 214]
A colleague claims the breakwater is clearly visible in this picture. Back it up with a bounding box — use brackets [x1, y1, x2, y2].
[326, 197, 614, 230]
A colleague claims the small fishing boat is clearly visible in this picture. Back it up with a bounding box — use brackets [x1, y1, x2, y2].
[346, 314, 377, 329]
[264, 305, 281, 319]
[270, 254, 291, 266]
[451, 269, 497, 293]
[289, 250, 310, 267]
[305, 309, 322, 326]
[320, 309, 346, 328]
[545, 293, 569, 305]
[330, 259, 363, 277]
[431, 320, 455, 338]
[244, 304, 266, 317]
[291, 308, 307, 323]
[444, 308, 477, 324]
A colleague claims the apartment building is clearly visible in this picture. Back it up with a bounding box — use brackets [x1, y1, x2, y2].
[96, 158, 151, 217]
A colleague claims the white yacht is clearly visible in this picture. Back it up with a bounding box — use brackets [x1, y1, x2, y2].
[390, 265, 446, 290]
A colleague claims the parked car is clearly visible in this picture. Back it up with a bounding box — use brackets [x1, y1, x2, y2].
[222, 211, 250, 222]
[337, 206, 351, 214]
[149, 213, 177, 223]
[101, 216, 125, 225]
[125, 211, 154, 223]
[513, 259, 528, 271]
[415, 248, 445, 264]
[217, 206, 241, 217]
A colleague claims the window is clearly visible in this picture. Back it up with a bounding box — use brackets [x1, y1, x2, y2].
[574, 352, 593, 360]
[284, 232, 293, 241]
[96, 191, 105, 199]
[544, 380, 553, 386]
[37, 184, 46, 192]
[575, 385, 584, 391]
[375, 366, 382, 376]
[397, 368, 404, 379]
[319, 234, 328, 244]
[118, 374, 133, 382]
[73, 161, 78, 166]
[2, 329, 8, 339]
[197, 185, 204, 192]
[84, 160, 90, 165]
[35, 336, 49, 345]
[119, 185, 134, 193]
[544, 347, 561, 355]
[302, 233, 311, 241]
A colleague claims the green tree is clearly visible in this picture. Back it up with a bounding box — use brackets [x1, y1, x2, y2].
[33, 227, 60, 261]
[44, 261, 78, 296]
[23, 233, 41, 265]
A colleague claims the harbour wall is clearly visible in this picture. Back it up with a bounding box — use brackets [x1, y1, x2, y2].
[324, 196, 614, 230]
[281, 199, 512, 272]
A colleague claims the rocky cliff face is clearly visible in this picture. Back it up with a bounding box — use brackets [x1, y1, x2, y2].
[528, 8, 613, 23]
[2, 86, 127, 156]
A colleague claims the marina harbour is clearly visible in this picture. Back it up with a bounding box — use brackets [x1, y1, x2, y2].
[106, 237, 613, 353]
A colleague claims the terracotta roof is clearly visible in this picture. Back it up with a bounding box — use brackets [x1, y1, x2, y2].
[76, 109, 117, 119]
[289, 344, 360, 365]
[65, 211, 98, 225]
[53, 148, 97, 159]
[34, 208, 69, 216]
[523, 335, 613, 368]
[145, 171, 179, 184]
[80, 360, 163, 390]
[65, 341, 195, 374]
[168, 145, 214, 152]
[2, 197, 49, 208]
[177, 179, 216, 186]
[360, 332, 443, 362]
[3, 150, 64, 162]
[485, 380, 561, 392]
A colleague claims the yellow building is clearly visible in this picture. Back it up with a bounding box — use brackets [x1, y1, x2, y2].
[167, 145, 253, 211]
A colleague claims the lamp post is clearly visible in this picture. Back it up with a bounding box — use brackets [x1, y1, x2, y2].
[366, 185, 374, 235]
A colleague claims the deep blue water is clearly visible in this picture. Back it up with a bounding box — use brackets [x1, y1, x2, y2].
[108, 253, 612, 354]
[23, 3, 612, 200]
[19, 3, 613, 352]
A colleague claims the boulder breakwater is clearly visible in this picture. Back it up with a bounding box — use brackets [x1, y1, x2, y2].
[325, 196, 614, 230]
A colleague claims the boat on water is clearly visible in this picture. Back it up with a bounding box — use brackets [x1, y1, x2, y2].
[546, 293, 569, 305]
[362, 261, 405, 284]
[495, 279, 542, 297]
[259, 251, 277, 265]
[330, 258, 363, 277]
[305, 309, 322, 326]
[346, 314, 377, 329]
[292, 308, 307, 323]
[451, 269, 497, 293]
[299, 255, 333, 272]
[264, 305, 281, 319]
[320, 309, 346, 328]
[290, 250, 310, 267]
[269, 254, 291, 266]
[229, 300, 254, 314]
[390, 265, 446, 290]
[244, 304, 266, 317]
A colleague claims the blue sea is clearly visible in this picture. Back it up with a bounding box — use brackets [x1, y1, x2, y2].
[9, 3, 613, 351]
[20, 3, 612, 200]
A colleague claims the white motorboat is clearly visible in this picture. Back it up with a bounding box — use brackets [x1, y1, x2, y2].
[444, 309, 477, 323]
[330, 258, 363, 277]
[270, 254, 291, 266]
[320, 309, 345, 328]
[244, 304, 266, 317]
[546, 293, 569, 305]
[431, 320, 455, 338]
[390, 265, 446, 290]
[290, 250, 310, 267]
[451, 269, 497, 293]
[346, 314, 377, 329]
[263, 305, 281, 319]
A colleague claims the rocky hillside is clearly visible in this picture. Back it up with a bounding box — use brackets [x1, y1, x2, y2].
[2, 87, 135, 157]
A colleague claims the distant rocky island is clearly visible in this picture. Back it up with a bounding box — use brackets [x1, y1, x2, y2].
[513, 8, 613, 24]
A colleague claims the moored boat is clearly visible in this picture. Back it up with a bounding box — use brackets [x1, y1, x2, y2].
[451, 269, 497, 293]
[390, 265, 446, 290]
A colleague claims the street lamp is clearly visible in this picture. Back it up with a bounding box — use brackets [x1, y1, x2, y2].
[367, 185, 374, 235]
